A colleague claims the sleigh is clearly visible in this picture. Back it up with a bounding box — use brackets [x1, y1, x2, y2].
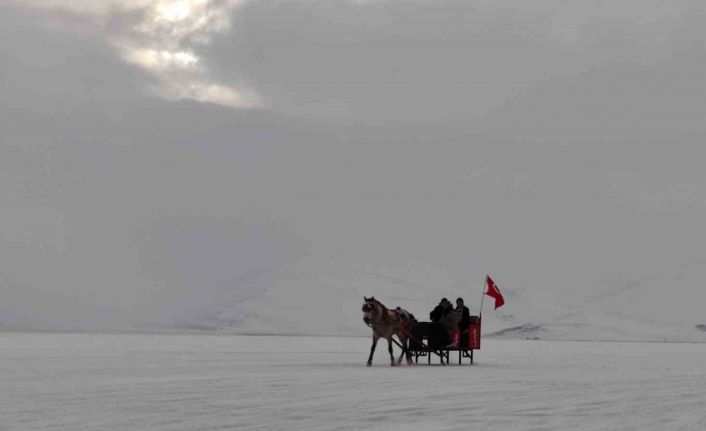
[405, 315, 481, 365]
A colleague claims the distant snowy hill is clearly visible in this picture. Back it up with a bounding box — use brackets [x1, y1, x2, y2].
[159, 254, 706, 342]
[3, 245, 705, 342]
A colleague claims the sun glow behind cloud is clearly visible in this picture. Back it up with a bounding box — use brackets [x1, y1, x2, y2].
[12, 0, 257, 108]
[120, 0, 259, 108]
[156, 0, 193, 22]
[127, 49, 199, 69]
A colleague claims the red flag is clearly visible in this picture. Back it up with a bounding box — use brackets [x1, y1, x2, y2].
[485, 275, 505, 310]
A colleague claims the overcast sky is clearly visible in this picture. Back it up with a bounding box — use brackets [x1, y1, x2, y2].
[2, 0, 705, 330]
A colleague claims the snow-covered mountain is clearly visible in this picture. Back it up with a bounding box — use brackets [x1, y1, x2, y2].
[3, 223, 705, 341]
[154, 252, 706, 342]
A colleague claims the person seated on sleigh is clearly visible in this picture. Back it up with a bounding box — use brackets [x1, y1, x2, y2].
[428, 298, 453, 348]
[454, 297, 471, 348]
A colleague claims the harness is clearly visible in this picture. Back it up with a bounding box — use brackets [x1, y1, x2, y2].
[364, 302, 406, 330]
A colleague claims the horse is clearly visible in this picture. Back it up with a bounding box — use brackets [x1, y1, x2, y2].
[361, 296, 416, 367]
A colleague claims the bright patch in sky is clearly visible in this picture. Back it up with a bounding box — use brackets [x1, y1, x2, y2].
[123, 0, 256, 107]
[12, 0, 255, 108]
[157, 1, 193, 22]
[127, 49, 199, 69]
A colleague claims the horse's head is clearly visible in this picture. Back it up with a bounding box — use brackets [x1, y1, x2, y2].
[362, 296, 378, 325]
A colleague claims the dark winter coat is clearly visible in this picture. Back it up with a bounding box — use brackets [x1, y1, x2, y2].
[456, 305, 470, 330]
[430, 300, 453, 322]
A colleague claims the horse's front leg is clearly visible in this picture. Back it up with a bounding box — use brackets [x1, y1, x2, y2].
[367, 334, 379, 367]
[387, 338, 395, 366]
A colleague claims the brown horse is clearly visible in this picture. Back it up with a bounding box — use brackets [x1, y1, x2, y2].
[361, 297, 415, 366]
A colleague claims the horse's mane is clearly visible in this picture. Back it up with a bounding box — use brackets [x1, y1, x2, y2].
[366, 297, 416, 324]
[376, 299, 391, 321]
[367, 297, 385, 308]
[366, 297, 391, 321]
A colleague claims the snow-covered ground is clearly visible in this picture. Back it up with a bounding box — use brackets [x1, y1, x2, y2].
[3, 332, 705, 430]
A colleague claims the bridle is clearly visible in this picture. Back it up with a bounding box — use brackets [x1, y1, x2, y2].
[362, 301, 378, 327]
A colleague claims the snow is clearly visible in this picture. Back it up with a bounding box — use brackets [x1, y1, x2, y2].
[3, 332, 706, 430]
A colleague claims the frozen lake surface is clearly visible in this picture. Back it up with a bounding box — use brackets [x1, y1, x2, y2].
[2, 333, 706, 430]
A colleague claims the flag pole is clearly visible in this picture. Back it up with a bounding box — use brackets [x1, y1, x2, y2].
[479, 276, 486, 317]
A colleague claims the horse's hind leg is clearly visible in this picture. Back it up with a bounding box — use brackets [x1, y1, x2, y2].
[396, 336, 410, 365]
[395, 339, 404, 365]
[367, 334, 379, 367]
[387, 338, 395, 366]
[402, 336, 413, 365]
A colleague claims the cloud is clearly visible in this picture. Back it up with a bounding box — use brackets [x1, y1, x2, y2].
[6, 0, 257, 108]
[7, 0, 706, 133]
[199, 0, 706, 139]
